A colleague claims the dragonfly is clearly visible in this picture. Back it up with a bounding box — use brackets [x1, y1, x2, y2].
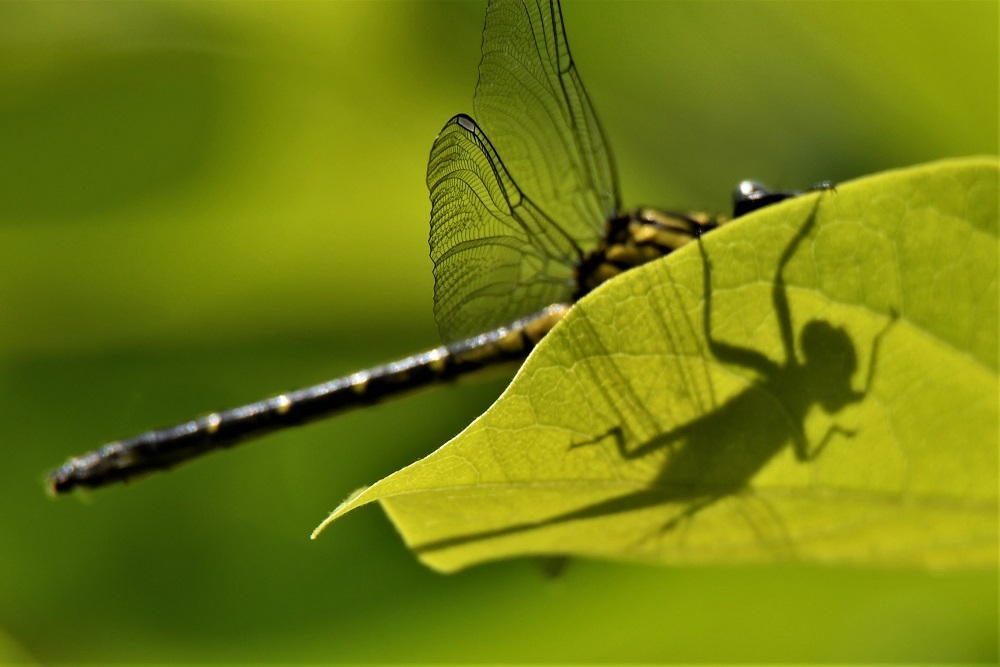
[48, 0, 813, 495]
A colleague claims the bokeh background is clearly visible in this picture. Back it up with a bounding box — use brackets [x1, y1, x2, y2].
[1, 1, 996, 662]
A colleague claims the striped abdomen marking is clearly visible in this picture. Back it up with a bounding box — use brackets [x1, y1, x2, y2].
[47, 304, 570, 494]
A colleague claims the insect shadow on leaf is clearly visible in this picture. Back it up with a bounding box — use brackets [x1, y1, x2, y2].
[414, 198, 898, 556]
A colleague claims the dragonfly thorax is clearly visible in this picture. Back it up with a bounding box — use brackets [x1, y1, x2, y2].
[573, 208, 723, 301]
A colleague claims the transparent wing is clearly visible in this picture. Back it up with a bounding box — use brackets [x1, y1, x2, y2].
[427, 114, 582, 343]
[474, 0, 620, 246]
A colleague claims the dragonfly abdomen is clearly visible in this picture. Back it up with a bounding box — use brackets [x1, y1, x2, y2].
[47, 304, 570, 494]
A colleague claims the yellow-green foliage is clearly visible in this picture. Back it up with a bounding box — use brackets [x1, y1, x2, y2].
[317, 158, 999, 573]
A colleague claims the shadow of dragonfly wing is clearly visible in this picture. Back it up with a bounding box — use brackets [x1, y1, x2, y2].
[427, 114, 587, 343]
[475, 0, 620, 241]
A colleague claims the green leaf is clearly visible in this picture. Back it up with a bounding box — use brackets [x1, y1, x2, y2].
[314, 157, 999, 573]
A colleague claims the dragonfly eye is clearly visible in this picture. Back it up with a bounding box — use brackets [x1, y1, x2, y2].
[733, 179, 771, 203]
[731, 180, 798, 218]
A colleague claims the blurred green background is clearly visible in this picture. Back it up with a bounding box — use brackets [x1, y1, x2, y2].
[1, 1, 996, 662]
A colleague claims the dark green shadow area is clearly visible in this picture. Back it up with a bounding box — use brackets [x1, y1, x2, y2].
[0, 50, 227, 223]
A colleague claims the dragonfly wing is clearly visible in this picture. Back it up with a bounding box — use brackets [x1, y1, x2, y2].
[427, 114, 580, 344]
[474, 0, 620, 245]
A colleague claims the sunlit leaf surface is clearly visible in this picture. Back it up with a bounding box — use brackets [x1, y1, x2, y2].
[315, 158, 998, 573]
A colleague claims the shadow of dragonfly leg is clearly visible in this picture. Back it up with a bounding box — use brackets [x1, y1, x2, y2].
[570, 424, 686, 461]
